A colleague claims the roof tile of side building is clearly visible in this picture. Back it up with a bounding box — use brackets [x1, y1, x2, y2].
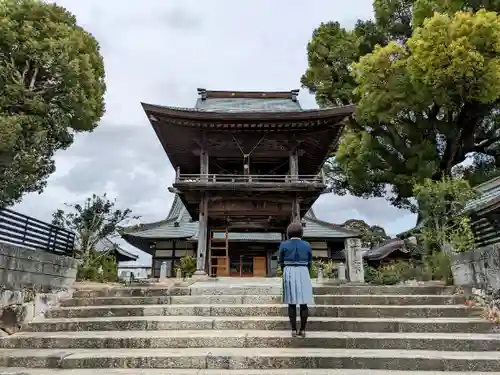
[94, 237, 138, 262]
[121, 195, 360, 242]
[398, 175, 500, 239]
[464, 176, 500, 213]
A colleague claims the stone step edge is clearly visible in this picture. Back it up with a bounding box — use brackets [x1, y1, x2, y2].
[31, 315, 489, 323]
[0, 368, 495, 375]
[68, 294, 466, 299]
[6, 330, 500, 340]
[2, 347, 500, 358]
[53, 304, 472, 310]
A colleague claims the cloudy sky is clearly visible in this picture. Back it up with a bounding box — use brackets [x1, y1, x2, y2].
[14, 0, 417, 266]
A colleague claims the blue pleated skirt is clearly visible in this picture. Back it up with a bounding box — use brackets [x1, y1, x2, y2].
[282, 266, 314, 305]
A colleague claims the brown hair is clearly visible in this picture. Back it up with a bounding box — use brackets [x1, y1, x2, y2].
[286, 221, 303, 239]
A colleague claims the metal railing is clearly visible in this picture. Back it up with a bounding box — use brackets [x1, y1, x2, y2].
[176, 174, 325, 184]
[0, 208, 76, 256]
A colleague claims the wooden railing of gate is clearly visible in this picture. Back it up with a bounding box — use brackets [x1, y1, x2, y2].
[176, 174, 325, 184]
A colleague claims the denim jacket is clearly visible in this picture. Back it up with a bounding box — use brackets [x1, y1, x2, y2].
[278, 239, 312, 269]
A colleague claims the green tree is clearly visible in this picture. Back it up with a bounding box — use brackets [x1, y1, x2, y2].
[342, 219, 391, 248]
[413, 177, 477, 253]
[52, 194, 137, 278]
[0, 0, 106, 207]
[303, 2, 500, 213]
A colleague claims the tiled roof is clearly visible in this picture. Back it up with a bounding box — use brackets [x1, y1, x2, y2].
[122, 195, 359, 242]
[465, 176, 500, 213]
[194, 98, 302, 112]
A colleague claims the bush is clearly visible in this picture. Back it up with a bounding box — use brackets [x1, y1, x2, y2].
[77, 251, 118, 283]
[179, 255, 196, 278]
[276, 264, 283, 277]
[424, 251, 453, 284]
[309, 261, 319, 279]
[323, 260, 338, 279]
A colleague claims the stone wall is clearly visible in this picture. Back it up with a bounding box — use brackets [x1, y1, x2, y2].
[0, 242, 78, 334]
[451, 244, 500, 290]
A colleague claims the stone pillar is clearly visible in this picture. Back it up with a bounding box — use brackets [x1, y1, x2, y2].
[337, 262, 346, 282]
[194, 195, 209, 277]
[159, 261, 167, 280]
[345, 238, 365, 283]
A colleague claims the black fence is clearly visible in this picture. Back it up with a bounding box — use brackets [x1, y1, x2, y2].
[0, 208, 76, 257]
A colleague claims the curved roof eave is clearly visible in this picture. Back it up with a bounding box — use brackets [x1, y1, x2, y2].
[141, 102, 356, 121]
[304, 216, 361, 238]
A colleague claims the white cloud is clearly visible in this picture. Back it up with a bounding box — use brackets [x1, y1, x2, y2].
[14, 0, 416, 266]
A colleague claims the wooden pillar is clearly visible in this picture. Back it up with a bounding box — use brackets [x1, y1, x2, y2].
[289, 148, 298, 181]
[194, 194, 208, 276]
[175, 166, 180, 183]
[200, 150, 209, 182]
[292, 197, 300, 223]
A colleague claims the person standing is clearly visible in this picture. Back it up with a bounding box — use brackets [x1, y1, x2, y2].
[279, 221, 314, 337]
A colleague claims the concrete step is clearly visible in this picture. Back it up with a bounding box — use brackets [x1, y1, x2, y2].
[24, 316, 497, 333]
[189, 285, 457, 296]
[0, 348, 499, 370]
[2, 330, 500, 351]
[61, 294, 467, 307]
[46, 304, 479, 319]
[1, 369, 498, 375]
[175, 294, 467, 306]
[71, 285, 456, 298]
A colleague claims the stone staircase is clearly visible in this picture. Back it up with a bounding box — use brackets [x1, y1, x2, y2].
[0, 280, 500, 374]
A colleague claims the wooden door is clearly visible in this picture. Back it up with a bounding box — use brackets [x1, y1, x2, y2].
[253, 256, 267, 277]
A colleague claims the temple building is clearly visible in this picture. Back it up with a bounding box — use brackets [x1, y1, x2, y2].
[121, 88, 361, 277]
[465, 176, 500, 248]
[122, 195, 360, 277]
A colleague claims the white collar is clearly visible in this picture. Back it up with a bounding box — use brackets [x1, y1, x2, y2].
[289, 237, 301, 240]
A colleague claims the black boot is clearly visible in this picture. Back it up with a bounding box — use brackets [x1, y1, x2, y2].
[298, 304, 308, 337]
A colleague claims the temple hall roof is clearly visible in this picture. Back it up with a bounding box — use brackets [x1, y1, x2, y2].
[194, 89, 302, 112]
[141, 88, 355, 176]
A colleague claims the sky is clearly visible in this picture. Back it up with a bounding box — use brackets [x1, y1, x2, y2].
[13, 0, 417, 266]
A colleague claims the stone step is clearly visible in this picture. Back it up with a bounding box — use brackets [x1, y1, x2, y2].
[0, 369, 498, 375]
[46, 304, 479, 319]
[71, 285, 456, 298]
[61, 294, 468, 307]
[0, 348, 499, 371]
[24, 316, 497, 333]
[2, 330, 500, 351]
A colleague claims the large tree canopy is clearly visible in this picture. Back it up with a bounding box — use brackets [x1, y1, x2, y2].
[302, 0, 500, 212]
[342, 219, 391, 248]
[0, 0, 106, 207]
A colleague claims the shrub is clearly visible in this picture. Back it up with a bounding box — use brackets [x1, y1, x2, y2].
[309, 261, 319, 279]
[323, 260, 338, 279]
[76, 250, 118, 283]
[276, 264, 283, 277]
[367, 260, 430, 285]
[424, 251, 453, 284]
[179, 255, 196, 278]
